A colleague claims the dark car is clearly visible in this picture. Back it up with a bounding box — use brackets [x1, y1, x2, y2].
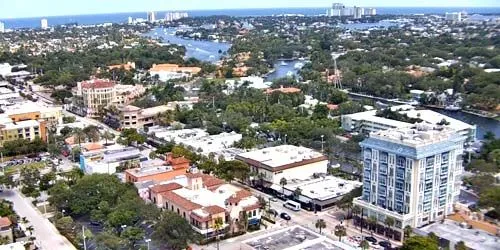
[365, 236, 377, 244]
[280, 212, 291, 220]
[379, 240, 391, 249]
[89, 220, 102, 227]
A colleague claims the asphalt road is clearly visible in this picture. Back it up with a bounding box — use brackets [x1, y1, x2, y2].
[0, 189, 76, 250]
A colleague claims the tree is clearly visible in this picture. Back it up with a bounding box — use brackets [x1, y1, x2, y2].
[60, 126, 73, 137]
[312, 104, 329, 120]
[293, 187, 302, 200]
[56, 216, 74, 234]
[72, 128, 86, 147]
[404, 225, 413, 239]
[83, 125, 101, 142]
[367, 215, 377, 232]
[152, 211, 199, 250]
[95, 231, 123, 250]
[401, 236, 439, 250]
[118, 128, 146, 146]
[315, 219, 326, 234]
[478, 186, 500, 214]
[214, 217, 224, 250]
[384, 216, 395, 240]
[280, 177, 287, 196]
[334, 224, 347, 241]
[455, 241, 468, 250]
[121, 226, 145, 247]
[51, 89, 73, 104]
[102, 131, 115, 145]
[360, 239, 370, 250]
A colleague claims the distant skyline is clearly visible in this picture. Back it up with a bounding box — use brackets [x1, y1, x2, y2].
[1, 0, 499, 19]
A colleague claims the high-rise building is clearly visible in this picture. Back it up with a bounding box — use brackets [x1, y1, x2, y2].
[147, 11, 156, 23]
[445, 12, 462, 22]
[353, 6, 364, 19]
[128, 16, 133, 24]
[330, 3, 345, 17]
[40, 18, 48, 29]
[353, 124, 466, 240]
[366, 8, 377, 16]
[165, 12, 188, 22]
[0, 21, 4, 33]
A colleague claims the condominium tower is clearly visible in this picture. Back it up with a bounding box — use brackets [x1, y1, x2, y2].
[353, 124, 466, 240]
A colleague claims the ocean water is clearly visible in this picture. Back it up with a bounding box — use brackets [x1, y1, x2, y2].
[1, 7, 500, 30]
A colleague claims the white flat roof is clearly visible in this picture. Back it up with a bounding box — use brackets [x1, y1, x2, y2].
[401, 109, 474, 132]
[237, 145, 325, 168]
[283, 175, 362, 201]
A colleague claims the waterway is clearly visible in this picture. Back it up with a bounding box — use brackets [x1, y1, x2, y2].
[265, 60, 303, 81]
[431, 109, 500, 140]
[144, 27, 231, 63]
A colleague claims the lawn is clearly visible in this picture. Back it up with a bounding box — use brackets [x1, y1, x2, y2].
[4, 162, 46, 176]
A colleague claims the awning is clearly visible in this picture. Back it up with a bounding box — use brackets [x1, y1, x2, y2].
[270, 184, 282, 192]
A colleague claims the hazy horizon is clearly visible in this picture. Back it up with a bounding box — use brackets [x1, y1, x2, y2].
[1, 0, 499, 19]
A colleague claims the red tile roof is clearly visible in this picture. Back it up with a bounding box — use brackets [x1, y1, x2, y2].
[150, 183, 183, 194]
[243, 203, 261, 211]
[161, 191, 201, 211]
[0, 217, 12, 228]
[204, 205, 226, 215]
[226, 189, 253, 204]
[169, 156, 190, 166]
[81, 79, 115, 89]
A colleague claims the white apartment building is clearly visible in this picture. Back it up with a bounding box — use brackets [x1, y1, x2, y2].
[445, 12, 462, 22]
[353, 124, 466, 241]
[40, 18, 48, 29]
[235, 145, 328, 185]
[0, 21, 5, 33]
[341, 105, 476, 143]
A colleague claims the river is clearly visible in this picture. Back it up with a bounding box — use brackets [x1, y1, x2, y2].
[431, 109, 500, 140]
[144, 27, 231, 63]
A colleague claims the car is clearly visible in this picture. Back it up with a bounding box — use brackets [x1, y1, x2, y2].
[378, 241, 391, 249]
[280, 212, 291, 221]
[365, 236, 377, 244]
[270, 197, 278, 202]
[89, 220, 102, 227]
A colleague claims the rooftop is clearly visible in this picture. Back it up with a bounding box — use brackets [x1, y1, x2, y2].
[126, 165, 174, 178]
[279, 175, 362, 201]
[150, 182, 183, 194]
[150, 64, 201, 74]
[236, 145, 326, 169]
[80, 79, 115, 89]
[370, 124, 460, 147]
[2, 119, 40, 129]
[0, 217, 12, 228]
[243, 225, 356, 250]
[420, 220, 499, 250]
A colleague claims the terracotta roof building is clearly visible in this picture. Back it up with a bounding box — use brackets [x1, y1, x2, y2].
[0, 217, 13, 243]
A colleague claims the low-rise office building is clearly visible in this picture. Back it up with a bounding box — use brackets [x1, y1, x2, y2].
[125, 154, 190, 183]
[236, 145, 328, 185]
[80, 146, 143, 174]
[149, 64, 201, 82]
[0, 115, 47, 146]
[110, 104, 174, 130]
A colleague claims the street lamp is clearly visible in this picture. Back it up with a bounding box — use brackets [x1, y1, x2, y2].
[284, 134, 287, 145]
[321, 135, 325, 153]
[145, 238, 151, 250]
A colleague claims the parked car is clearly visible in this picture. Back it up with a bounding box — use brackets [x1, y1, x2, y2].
[365, 236, 377, 244]
[280, 212, 291, 221]
[378, 241, 391, 249]
[270, 197, 278, 202]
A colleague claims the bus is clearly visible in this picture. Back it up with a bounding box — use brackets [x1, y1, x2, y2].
[283, 200, 300, 211]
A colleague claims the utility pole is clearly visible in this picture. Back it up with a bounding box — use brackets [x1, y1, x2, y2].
[82, 225, 87, 250]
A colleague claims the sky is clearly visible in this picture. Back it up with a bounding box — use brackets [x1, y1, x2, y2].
[1, 0, 499, 19]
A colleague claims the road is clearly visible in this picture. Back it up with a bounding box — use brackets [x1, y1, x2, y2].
[239, 184, 403, 249]
[0, 189, 76, 250]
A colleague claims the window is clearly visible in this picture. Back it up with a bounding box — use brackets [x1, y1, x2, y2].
[253, 210, 256, 216]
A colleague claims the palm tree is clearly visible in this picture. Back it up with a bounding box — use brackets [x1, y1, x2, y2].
[72, 128, 86, 147]
[359, 239, 370, 250]
[352, 205, 361, 222]
[384, 216, 395, 240]
[21, 217, 29, 225]
[279, 177, 287, 196]
[83, 125, 101, 142]
[102, 131, 115, 145]
[237, 211, 249, 233]
[334, 224, 347, 241]
[404, 225, 413, 240]
[213, 217, 224, 250]
[26, 225, 34, 236]
[315, 219, 326, 234]
[367, 215, 377, 232]
[293, 187, 302, 200]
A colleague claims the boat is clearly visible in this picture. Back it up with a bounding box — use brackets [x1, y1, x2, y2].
[280, 61, 288, 66]
[445, 105, 461, 111]
[294, 62, 304, 69]
[298, 57, 305, 61]
[286, 71, 294, 77]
